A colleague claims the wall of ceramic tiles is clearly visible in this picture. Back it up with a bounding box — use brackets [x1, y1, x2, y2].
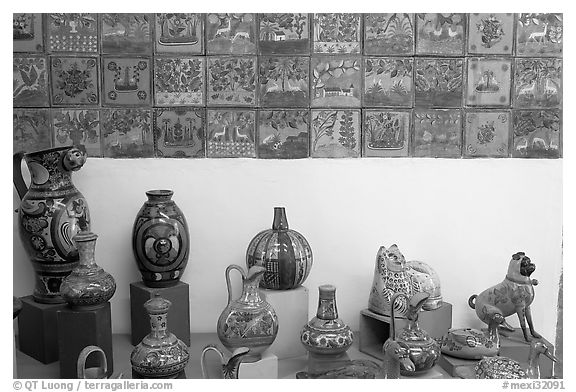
[13, 13, 563, 159]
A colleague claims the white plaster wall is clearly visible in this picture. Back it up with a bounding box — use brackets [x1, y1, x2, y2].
[12, 158, 562, 343]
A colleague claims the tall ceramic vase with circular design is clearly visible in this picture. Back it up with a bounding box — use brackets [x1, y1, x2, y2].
[132, 190, 189, 287]
[14, 146, 90, 304]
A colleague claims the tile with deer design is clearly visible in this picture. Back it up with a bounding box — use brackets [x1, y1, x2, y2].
[415, 13, 465, 55]
[257, 110, 309, 159]
[207, 56, 256, 106]
[363, 110, 410, 157]
[206, 13, 257, 55]
[513, 58, 562, 109]
[310, 109, 360, 158]
[101, 14, 153, 54]
[13, 109, 52, 154]
[414, 58, 463, 108]
[259, 13, 310, 55]
[155, 13, 204, 54]
[311, 56, 361, 108]
[13, 13, 44, 52]
[364, 14, 414, 56]
[313, 13, 361, 54]
[46, 13, 98, 52]
[467, 13, 514, 55]
[364, 58, 413, 107]
[52, 109, 101, 157]
[50, 56, 99, 106]
[154, 57, 204, 106]
[512, 109, 561, 158]
[102, 57, 151, 106]
[464, 110, 510, 158]
[13, 55, 49, 107]
[206, 109, 256, 158]
[153, 108, 205, 158]
[413, 109, 462, 158]
[465, 58, 511, 107]
[101, 109, 153, 158]
[516, 14, 562, 57]
[259, 57, 309, 107]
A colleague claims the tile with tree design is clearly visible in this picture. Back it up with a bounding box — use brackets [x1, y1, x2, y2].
[13, 13, 43, 52]
[13, 109, 52, 153]
[154, 57, 204, 106]
[464, 110, 510, 158]
[102, 57, 151, 106]
[363, 110, 411, 157]
[414, 58, 463, 108]
[513, 58, 561, 109]
[155, 13, 204, 54]
[467, 13, 514, 55]
[50, 56, 99, 106]
[257, 110, 309, 159]
[101, 13, 153, 54]
[516, 13, 562, 57]
[259, 57, 309, 107]
[101, 109, 153, 158]
[364, 57, 413, 107]
[259, 13, 309, 55]
[13, 56, 49, 107]
[313, 13, 361, 54]
[512, 109, 561, 158]
[310, 109, 360, 158]
[52, 109, 101, 156]
[206, 109, 256, 158]
[207, 56, 256, 106]
[413, 109, 462, 158]
[47, 13, 98, 53]
[416, 13, 465, 55]
[311, 57, 361, 107]
[364, 13, 414, 56]
[465, 57, 512, 107]
[206, 13, 257, 55]
[153, 108, 205, 158]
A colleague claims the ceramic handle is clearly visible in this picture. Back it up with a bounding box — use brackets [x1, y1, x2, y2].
[225, 264, 246, 306]
[200, 344, 224, 379]
[13, 152, 27, 200]
[77, 345, 107, 379]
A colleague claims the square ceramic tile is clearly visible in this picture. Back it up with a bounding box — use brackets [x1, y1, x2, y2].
[13, 109, 52, 153]
[257, 110, 309, 159]
[516, 14, 562, 57]
[259, 57, 309, 107]
[414, 58, 463, 108]
[512, 109, 561, 158]
[465, 58, 512, 107]
[47, 13, 98, 52]
[154, 57, 204, 106]
[413, 109, 462, 158]
[311, 56, 361, 108]
[13, 56, 49, 107]
[153, 108, 205, 158]
[363, 110, 411, 157]
[415, 13, 465, 55]
[102, 57, 152, 106]
[101, 14, 153, 54]
[259, 13, 310, 55]
[13, 13, 43, 52]
[52, 109, 101, 157]
[101, 109, 154, 158]
[206, 13, 257, 55]
[310, 109, 360, 158]
[313, 13, 361, 54]
[207, 57, 256, 106]
[364, 58, 413, 107]
[513, 58, 562, 109]
[464, 110, 510, 158]
[206, 109, 256, 158]
[155, 13, 204, 54]
[50, 56, 99, 106]
[467, 13, 514, 55]
[364, 13, 414, 56]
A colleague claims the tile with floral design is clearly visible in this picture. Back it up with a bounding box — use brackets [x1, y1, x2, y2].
[516, 14, 562, 57]
[414, 58, 463, 108]
[513, 58, 562, 109]
[363, 110, 411, 157]
[364, 58, 413, 107]
[13, 109, 52, 154]
[512, 109, 561, 158]
[13, 56, 49, 107]
[467, 13, 514, 55]
[47, 13, 98, 53]
[102, 57, 151, 106]
[52, 109, 101, 157]
[101, 14, 153, 54]
[13, 13, 43, 52]
[259, 13, 310, 55]
[206, 13, 257, 55]
[311, 57, 361, 108]
[259, 57, 309, 107]
[465, 58, 512, 107]
[207, 57, 256, 106]
[364, 13, 414, 56]
[257, 110, 309, 159]
[310, 109, 360, 158]
[154, 57, 204, 106]
[50, 56, 99, 106]
[155, 13, 204, 54]
[416, 13, 465, 55]
[206, 109, 256, 158]
[153, 108, 205, 158]
[101, 109, 154, 158]
[313, 13, 361, 54]
[413, 109, 462, 158]
[464, 110, 510, 158]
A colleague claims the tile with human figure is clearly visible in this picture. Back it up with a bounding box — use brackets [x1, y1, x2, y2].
[311, 56, 361, 108]
[13, 55, 49, 107]
[512, 109, 561, 158]
[155, 13, 203, 54]
[206, 13, 257, 55]
[258, 110, 309, 159]
[464, 110, 510, 158]
[465, 57, 511, 107]
[513, 58, 561, 109]
[310, 109, 360, 158]
[259, 13, 309, 55]
[153, 108, 205, 158]
[101, 13, 153, 54]
[259, 57, 309, 107]
[101, 109, 153, 158]
[363, 110, 411, 157]
[364, 13, 414, 56]
[52, 109, 101, 157]
[154, 57, 204, 106]
[416, 13, 465, 55]
[102, 57, 151, 106]
[50, 56, 99, 106]
[313, 13, 361, 54]
[516, 13, 562, 57]
[207, 56, 256, 106]
[13, 109, 52, 154]
[364, 57, 413, 107]
[206, 109, 256, 158]
[414, 58, 463, 108]
[413, 109, 462, 158]
[467, 13, 514, 55]
[47, 13, 98, 52]
[13, 13, 43, 52]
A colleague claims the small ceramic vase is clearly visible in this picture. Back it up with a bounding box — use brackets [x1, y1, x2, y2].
[60, 232, 116, 309]
[200, 345, 250, 379]
[300, 285, 353, 357]
[440, 327, 500, 360]
[246, 207, 313, 290]
[131, 294, 190, 378]
[406, 260, 442, 310]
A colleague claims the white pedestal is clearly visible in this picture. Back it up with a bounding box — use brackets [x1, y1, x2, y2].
[238, 352, 278, 379]
[261, 285, 309, 359]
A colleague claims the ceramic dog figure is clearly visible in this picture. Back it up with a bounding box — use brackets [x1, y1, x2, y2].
[468, 252, 541, 342]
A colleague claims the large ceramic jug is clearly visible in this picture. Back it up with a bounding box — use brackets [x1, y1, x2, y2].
[14, 146, 90, 304]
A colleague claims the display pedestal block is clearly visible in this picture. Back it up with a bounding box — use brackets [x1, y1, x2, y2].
[17, 295, 66, 364]
[238, 352, 278, 379]
[438, 354, 478, 378]
[260, 285, 308, 359]
[130, 281, 190, 346]
[306, 352, 351, 375]
[358, 302, 452, 360]
[57, 302, 113, 378]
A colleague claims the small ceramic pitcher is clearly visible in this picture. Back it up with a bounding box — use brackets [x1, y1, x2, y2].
[200, 344, 250, 379]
